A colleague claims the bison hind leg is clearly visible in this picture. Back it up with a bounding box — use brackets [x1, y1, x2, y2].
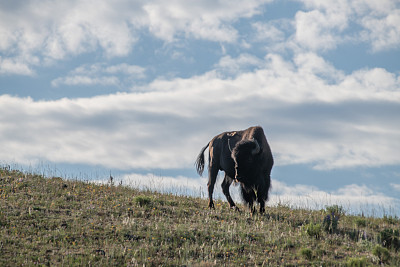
[207, 164, 219, 210]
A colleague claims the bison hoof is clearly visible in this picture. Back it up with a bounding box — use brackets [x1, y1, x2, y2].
[208, 201, 215, 210]
[230, 206, 240, 212]
[250, 207, 256, 215]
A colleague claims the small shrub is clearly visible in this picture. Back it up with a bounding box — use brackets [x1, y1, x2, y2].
[314, 248, 326, 258]
[345, 229, 360, 242]
[325, 205, 345, 216]
[372, 245, 390, 264]
[323, 205, 343, 234]
[383, 215, 400, 225]
[305, 223, 322, 239]
[346, 257, 367, 267]
[379, 228, 400, 250]
[354, 218, 367, 228]
[134, 196, 152, 207]
[323, 213, 339, 234]
[299, 248, 313, 261]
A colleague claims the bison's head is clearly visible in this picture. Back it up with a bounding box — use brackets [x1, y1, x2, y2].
[231, 139, 261, 183]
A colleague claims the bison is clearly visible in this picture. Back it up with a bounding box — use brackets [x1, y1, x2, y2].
[195, 126, 273, 213]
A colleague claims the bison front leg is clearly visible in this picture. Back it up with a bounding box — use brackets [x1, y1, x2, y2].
[256, 183, 269, 214]
[258, 199, 265, 214]
[221, 174, 240, 211]
[240, 184, 256, 214]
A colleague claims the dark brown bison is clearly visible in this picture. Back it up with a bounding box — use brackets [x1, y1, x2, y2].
[195, 126, 273, 213]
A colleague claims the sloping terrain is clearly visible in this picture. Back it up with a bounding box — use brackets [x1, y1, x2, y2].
[1, 168, 399, 266]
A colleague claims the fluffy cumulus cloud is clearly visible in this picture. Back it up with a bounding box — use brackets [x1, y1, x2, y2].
[0, 0, 270, 75]
[361, 8, 400, 51]
[294, 9, 346, 51]
[0, 56, 36, 76]
[0, 0, 140, 73]
[1, 53, 399, 170]
[143, 0, 270, 42]
[2, 0, 400, 76]
[293, 0, 400, 52]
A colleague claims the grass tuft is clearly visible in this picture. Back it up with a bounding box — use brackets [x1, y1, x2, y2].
[304, 222, 322, 239]
[346, 257, 367, 267]
[372, 245, 391, 264]
[134, 195, 152, 207]
[299, 247, 313, 261]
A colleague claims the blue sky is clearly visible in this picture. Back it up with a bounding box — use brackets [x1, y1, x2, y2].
[1, 0, 400, 216]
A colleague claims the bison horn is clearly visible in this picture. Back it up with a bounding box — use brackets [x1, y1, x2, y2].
[251, 139, 260, 155]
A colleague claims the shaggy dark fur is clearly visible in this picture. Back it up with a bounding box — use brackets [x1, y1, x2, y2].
[195, 126, 273, 213]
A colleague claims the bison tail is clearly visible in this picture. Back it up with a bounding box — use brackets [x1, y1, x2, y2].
[195, 144, 209, 176]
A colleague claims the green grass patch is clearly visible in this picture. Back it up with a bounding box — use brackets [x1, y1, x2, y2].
[346, 257, 367, 267]
[1, 168, 400, 266]
[299, 247, 313, 261]
[372, 245, 391, 264]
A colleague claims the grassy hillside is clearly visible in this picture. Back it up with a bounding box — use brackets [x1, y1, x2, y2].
[1, 168, 399, 266]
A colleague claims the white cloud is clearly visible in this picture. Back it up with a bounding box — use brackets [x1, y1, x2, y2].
[0, 0, 139, 74]
[270, 180, 399, 216]
[1, 0, 399, 76]
[52, 75, 120, 87]
[0, 56, 35, 76]
[214, 54, 264, 77]
[292, 0, 400, 52]
[361, 9, 400, 51]
[1, 53, 399, 171]
[294, 9, 347, 51]
[119, 173, 209, 197]
[92, 172, 399, 216]
[293, 52, 345, 83]
[51, 63, 146, 87]
[252, 21, 287, 43]
[105, 64, 146, 76]
[143, 3, 238, 43]
[143, 0, 271, 42]
[257, 53, 400, 103]
[391, 183, 400, 192]
[0, 0, 271, 75]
